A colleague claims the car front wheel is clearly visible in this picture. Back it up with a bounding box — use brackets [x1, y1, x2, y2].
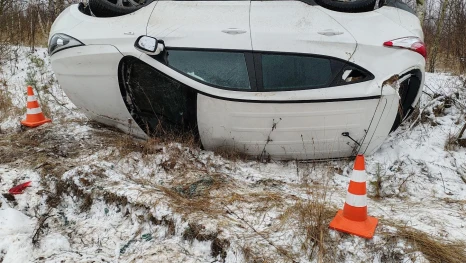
[89, 0, 153, 17]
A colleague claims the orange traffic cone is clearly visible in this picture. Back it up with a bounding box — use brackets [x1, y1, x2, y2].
[20, 86, 52, 127]
[329, 154, 378, 239]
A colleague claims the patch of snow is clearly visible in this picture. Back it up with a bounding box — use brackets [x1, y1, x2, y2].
[1, 47, 465, 262]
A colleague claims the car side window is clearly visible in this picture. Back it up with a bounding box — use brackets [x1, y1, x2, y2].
[167, 50, 251, 90]
[261, 54, 332, 91]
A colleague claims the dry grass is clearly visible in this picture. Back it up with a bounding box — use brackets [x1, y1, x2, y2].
[94, 118, 255, 163]
[160, 168, 288, 218]
[159, 185, 224, 216]
[182, 222, 230, 260]
[370, 163, 383, 199]
[277, 186, 337, 262]
[383, 223, 466, 263]
[0, 88, 13, 111]
[444, 121, 466, 151]
[148, 215, 176, 236]
[0, 88, 21, 122]
[4, 102, 464, 263]
[432, 54, 465, 75]
[213, 145, 250, 162]
[0, 129, 50, 165]
[109, 127, 200, 158]
[445, 132, 460, 151]
[182, 222, 218, 242]
[241, 246, 276, 263]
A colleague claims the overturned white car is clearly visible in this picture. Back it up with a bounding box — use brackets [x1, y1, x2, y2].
[49, 0, 425, 159]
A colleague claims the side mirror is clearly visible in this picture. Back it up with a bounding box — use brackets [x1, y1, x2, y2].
[134, 36, 164, 55]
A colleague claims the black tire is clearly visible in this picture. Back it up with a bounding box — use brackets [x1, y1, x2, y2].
[314, 0, 377, 13]
[89, 0, 152, 17]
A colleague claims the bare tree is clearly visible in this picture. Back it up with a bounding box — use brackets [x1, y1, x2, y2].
[416, 0, 426, 26]
[428, 0, 449, 72]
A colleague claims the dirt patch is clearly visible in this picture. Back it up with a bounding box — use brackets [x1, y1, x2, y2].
[211, 237, 230, 261]
[2, 193, 15, 202]
[182, 223, 230, 261]
[102, 192, 129, 207]
[182, 223, 217, 242]
[79, 194, 93, 212]
[149, 215, 176, 236]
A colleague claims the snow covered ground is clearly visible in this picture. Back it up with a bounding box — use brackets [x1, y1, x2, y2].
[0, 47, 465, 263]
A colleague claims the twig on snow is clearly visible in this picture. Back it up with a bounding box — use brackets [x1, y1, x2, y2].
[32, 209, 54, 247]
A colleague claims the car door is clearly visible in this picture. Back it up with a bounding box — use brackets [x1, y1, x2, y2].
[206, 1, 382, 159]
[124, 1, 253, 134]
[146, 1, 252, 50]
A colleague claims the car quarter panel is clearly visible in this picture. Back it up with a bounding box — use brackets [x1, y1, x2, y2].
[317, 6, 425, 82]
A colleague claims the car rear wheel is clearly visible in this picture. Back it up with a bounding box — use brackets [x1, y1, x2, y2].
[89, 0, 153, 17]
[314, 0, 377, 13]
[390, 70, 423, 132]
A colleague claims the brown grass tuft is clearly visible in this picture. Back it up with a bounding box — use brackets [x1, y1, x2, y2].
[182, 222, 230, 261]
[160, 186, 223, 216]
[102, 192, 129, 207]
[445, 132, 460, 151]
[278, 187, 337, 262]
[182, 222, 217, 242]
[241, 245, 275, 263]
[370, 163, 383, 199]
[79, 194, 93, 212]
[110, 129, 199, 158]
[0, 88, 16, 121]
[384, 224, 466, 263]
[148, 215, 176, 236]
[213, 146, 250, 162]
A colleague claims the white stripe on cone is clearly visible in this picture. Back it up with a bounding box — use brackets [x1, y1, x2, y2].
[27, 108, 43, 114]
[27, 96, 36, 102]
[345, 192, 367, 207]
[350, 170, 367, 183]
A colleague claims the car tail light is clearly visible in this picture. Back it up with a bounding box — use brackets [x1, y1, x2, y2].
[383, 37, 427, 59]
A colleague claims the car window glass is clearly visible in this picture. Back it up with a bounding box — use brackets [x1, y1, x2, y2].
[342, 69, 367, 83]
[167, 50, 251, 90]
[262, 54, 332, 90]
[119, 57, 198, 135]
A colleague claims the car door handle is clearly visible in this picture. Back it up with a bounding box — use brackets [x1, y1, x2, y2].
[318, 30, 344, 36]
[222, 28, 247, 35]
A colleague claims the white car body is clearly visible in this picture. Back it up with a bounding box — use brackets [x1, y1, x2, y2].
[49, 0, 425, 160]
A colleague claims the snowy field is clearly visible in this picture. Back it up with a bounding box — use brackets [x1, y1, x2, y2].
[0, 47, 465, 263]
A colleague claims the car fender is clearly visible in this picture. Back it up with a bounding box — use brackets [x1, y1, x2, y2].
[51, 44, 147, 138]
